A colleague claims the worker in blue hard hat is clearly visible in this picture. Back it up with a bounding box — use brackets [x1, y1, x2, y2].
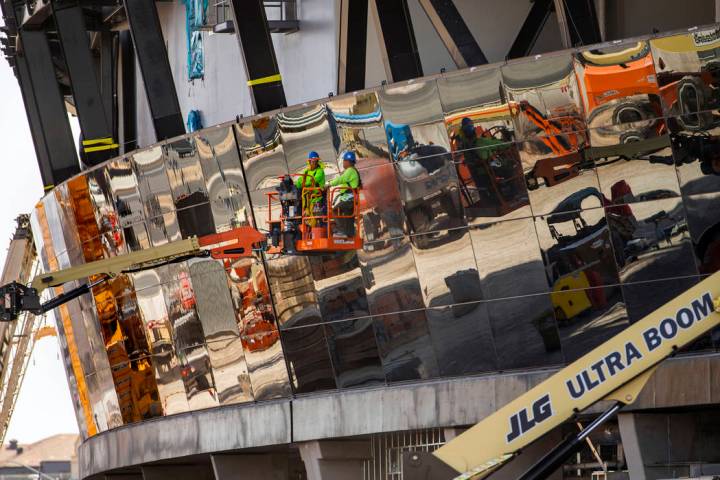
[295, 151, 326, 189]
[328, 150, 362, 238]
[295, 151, 326, 226]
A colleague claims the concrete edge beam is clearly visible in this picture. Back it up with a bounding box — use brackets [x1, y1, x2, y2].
[79, 353, 720, 479]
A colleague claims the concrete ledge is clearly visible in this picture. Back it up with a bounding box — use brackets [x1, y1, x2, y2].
[291, 369, 554, 442]
[78, 353, 720, 478]
[79, 399, 292, 479]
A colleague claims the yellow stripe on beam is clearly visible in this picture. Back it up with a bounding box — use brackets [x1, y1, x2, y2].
[247, 73, 282, 87]
[84, 143, 119, 153]
[82, 137, 115, 147]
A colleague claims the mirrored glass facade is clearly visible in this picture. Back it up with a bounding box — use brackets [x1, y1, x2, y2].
[30, 27, 720, 439]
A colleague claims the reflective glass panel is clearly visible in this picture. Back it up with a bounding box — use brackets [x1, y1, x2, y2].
[61, 177, 98, 257]
[487, 294, 564, 370]
[519, 133, 598, 216]
[469, 218, 548, 299]
[279, 103, 341, 177]
[438, 67, 506, 125]
[575, 41, 664, 128]
[105, 156, 146, 229]
[265, 256, 322, 328]
[236, 117, 288, 191]
[668, 120, 720, 196]
[106, 275, 163, 421]
[157, 263, 206, 351]
[189, 258, 253, 405]
[177, 344, 219, 411]
[535, 206, 620, 289]
[394, 149, 466, 236]
[242, 332, 291, 400]
[680, 192, 720, 274]
[131, 145, 174, 217]
[622, 276, 699, 323]
[372, 309, 438, 383]
[358, 237, 425, 316]
[146, 211, 181, 247]
[196, 126, 254, 231]
[356, 150, 407, 241]
[553, 285, 629, 362]
[83, 170, 127, 258]
[651, 29, 720, 119]
[411, 228, 481, 308]
[451, 142, 531, 224]
[607, 197, 697, 283]
[165, 136, 210, 210]
[502, 53, 585, 138]
[84, 372, 107, 433]
[95, 366, 124, 429]
[131, 270, 189, 415]
[280, 325, 337, 393]
[592, 126, 680, 204]
[379, 80, 445, 125]
[308, 252, 369, 322]
[324, 317, 385, 388]
[425, 301, 497, 376]
[176, 202, 216, 239]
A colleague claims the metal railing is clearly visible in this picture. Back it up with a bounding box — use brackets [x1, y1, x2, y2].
[205, 0, 299, 33]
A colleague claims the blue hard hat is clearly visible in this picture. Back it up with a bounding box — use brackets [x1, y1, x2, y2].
[308, 151, 320, 159]
[342, 151, 357, 164]
[461, 117, 474, 127]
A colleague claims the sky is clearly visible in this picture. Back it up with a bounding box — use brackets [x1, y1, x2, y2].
[0, 45, 79, 443]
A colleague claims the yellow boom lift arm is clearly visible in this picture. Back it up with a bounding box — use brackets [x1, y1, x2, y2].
[425, 271, 720, 480]
[0, 226, 266, 322]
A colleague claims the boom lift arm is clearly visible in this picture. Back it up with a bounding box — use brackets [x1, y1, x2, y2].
[417, 271, 720, 480]
[0, 226, 266, 322]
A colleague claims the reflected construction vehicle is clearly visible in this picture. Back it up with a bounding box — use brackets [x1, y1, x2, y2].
[385, 122, 464, 247]
[541, 188, 616, 324]
[446, 110, 528, 217]
[405, 271, 720, 480]
[518, 41, 720, 194]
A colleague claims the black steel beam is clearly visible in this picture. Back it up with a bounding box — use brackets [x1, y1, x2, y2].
[123, 0, 185, 141]
[507, 0, 554, 59]
[418, 0, 487, 68]
[17, 29, 79, 189]
[52, 2, 117, 167]
[371, 0, 422, 82]
[100, 30, 116, 136]
[563, 0, 601, 46]
[228, 0, 287, 113]
[338, 0, 368, 94]
[119, 30, 136, 153]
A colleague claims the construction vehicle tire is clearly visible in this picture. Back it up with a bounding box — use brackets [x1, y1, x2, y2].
[676, 76, 715, 131]
[619, 130, 644, 144]
[612, 101, 648, 125]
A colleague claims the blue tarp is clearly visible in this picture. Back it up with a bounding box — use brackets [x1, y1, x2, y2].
[187, 110, 203, 132]
[183, 0, 207, 80]
[385, 122, 414, 161]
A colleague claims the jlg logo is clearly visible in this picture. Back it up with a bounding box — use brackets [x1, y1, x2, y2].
[506, 394, 553, 443]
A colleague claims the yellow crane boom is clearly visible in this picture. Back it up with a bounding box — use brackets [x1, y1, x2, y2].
[432, 271, 720, 479]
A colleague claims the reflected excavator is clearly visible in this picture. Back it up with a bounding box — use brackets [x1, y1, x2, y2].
[405, 271, 720, 480]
